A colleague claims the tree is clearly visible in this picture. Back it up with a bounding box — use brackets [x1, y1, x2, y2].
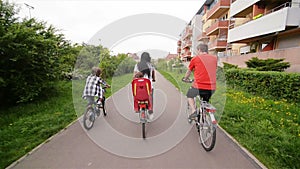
[0, 1, 74, 105]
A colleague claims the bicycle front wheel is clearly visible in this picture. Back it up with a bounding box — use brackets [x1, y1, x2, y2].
[83, 107, 95, 130]
[199, 113, 216, 151]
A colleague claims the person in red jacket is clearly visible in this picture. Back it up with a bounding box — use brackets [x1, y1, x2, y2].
[182, 43, 217, 120]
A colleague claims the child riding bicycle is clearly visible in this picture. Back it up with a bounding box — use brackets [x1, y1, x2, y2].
[131, 72, 153, 119]
[82, 67, 110, 116]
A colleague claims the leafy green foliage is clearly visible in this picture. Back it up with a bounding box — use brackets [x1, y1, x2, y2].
[225, 69, 300, 102]
[75, 45, 136, 79]
[223, 62, 238, 70]
[0, 1, 76, 105]
[245, 57, 290, 72]
[114, 55, 136, 76]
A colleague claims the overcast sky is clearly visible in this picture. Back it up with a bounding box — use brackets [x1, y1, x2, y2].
[10, 0, 204, 58]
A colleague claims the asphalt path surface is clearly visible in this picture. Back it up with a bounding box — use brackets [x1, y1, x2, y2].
[9, 73, 266, 169]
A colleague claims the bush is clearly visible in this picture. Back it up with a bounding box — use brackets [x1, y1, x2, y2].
[0, 1, 74, 105]
[245, 57, 290, 72]
[225, 69, 300, 102]
[223, 62, 238, 70]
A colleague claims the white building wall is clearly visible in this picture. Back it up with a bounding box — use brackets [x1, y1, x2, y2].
[191, 15, 203, 56]
[228, 8, 288, 43]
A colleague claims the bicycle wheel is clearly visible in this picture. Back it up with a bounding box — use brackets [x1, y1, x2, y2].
[186, 101, 192, 123]
[83, 107, 95, 130]
[199, 112, 216, 151]
[102, 100, 107, 116]
[142, 122, 146, 139]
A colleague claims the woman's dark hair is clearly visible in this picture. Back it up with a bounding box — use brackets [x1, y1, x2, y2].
[137, 52, 151, 77]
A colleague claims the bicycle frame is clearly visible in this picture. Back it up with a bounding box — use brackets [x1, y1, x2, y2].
[138, 101, 149, 123]
[195, 96, 217, 126]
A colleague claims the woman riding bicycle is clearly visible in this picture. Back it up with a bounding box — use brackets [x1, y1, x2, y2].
[82, 67, 110, 116]
[133, 52, 156, 120]
[182, 44, 217, 121]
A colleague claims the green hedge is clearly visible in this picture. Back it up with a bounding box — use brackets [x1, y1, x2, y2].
[225, 69, 300, 102]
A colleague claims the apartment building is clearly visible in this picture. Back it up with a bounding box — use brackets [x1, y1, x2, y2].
[178, 26, 192, 61]
[178, 1, 209, 61]
[178, 0, 300, 72]
[228, 0, 300, 54]
[204, 0, 231, 57]
[178, 0, 231, 61]
[222, 0, 300, 72]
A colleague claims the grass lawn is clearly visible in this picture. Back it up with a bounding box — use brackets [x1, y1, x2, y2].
[0, 73, 133, 169]
[159, 69, 300, 169]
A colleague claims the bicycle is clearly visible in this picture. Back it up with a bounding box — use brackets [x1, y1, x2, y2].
[182, 78, 217, 151]
[83, 86, 108, 130]
[137, 100, 150, 139]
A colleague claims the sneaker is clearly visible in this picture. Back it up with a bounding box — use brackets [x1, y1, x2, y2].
[188, 111, 198, 120]
[148, 110, 154, 121]
[95, 108, 100, 116]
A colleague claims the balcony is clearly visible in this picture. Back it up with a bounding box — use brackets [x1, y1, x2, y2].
[206, 0, 230, 20]
[177, 47, 181, 54]
[197, 32, 209, 41]
[228, 5, 300, 43]
[230, 0, 259, 18]
[208, 38, 227, 51]
[182, 40, 192, 48]
[181, 51, 192, 58]
[177, 40, 182, 46]
[182, 29, 192, 40]
[206, 20, 229, 36]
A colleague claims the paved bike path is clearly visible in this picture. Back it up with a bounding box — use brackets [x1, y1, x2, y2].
[9, 72, 266, 169]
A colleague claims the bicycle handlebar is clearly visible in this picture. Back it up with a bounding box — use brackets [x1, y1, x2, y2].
[182, 77, 194, 83]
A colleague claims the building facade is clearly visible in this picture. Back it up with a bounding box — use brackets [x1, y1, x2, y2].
[178, 0, 300, 72]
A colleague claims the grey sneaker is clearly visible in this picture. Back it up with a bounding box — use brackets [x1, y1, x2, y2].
[148, 110, 154, 121]
[188, 111, 198, 120]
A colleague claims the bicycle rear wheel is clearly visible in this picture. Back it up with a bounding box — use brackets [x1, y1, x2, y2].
[142, 122, 146, 139]
[185, 101, 193, 123]
[199, 113, 216, 151]
[83, 107, 95, 130]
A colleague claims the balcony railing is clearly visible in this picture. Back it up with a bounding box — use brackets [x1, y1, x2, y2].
[208, 38, 227, 50]
[206, 20, 230, 36]
[182, 29, 192, 40]
[182, 40, 192, 48]
[230, 2, 293, 30]
[177, 40, 182, 46]
[228, 4, 300, 43]
[181, 51, 192, 58]
[177, 47, 181, 53]
[206, 0, 230, 20]
[265, 2, 291, 15]
[197, 32, 209, 41]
